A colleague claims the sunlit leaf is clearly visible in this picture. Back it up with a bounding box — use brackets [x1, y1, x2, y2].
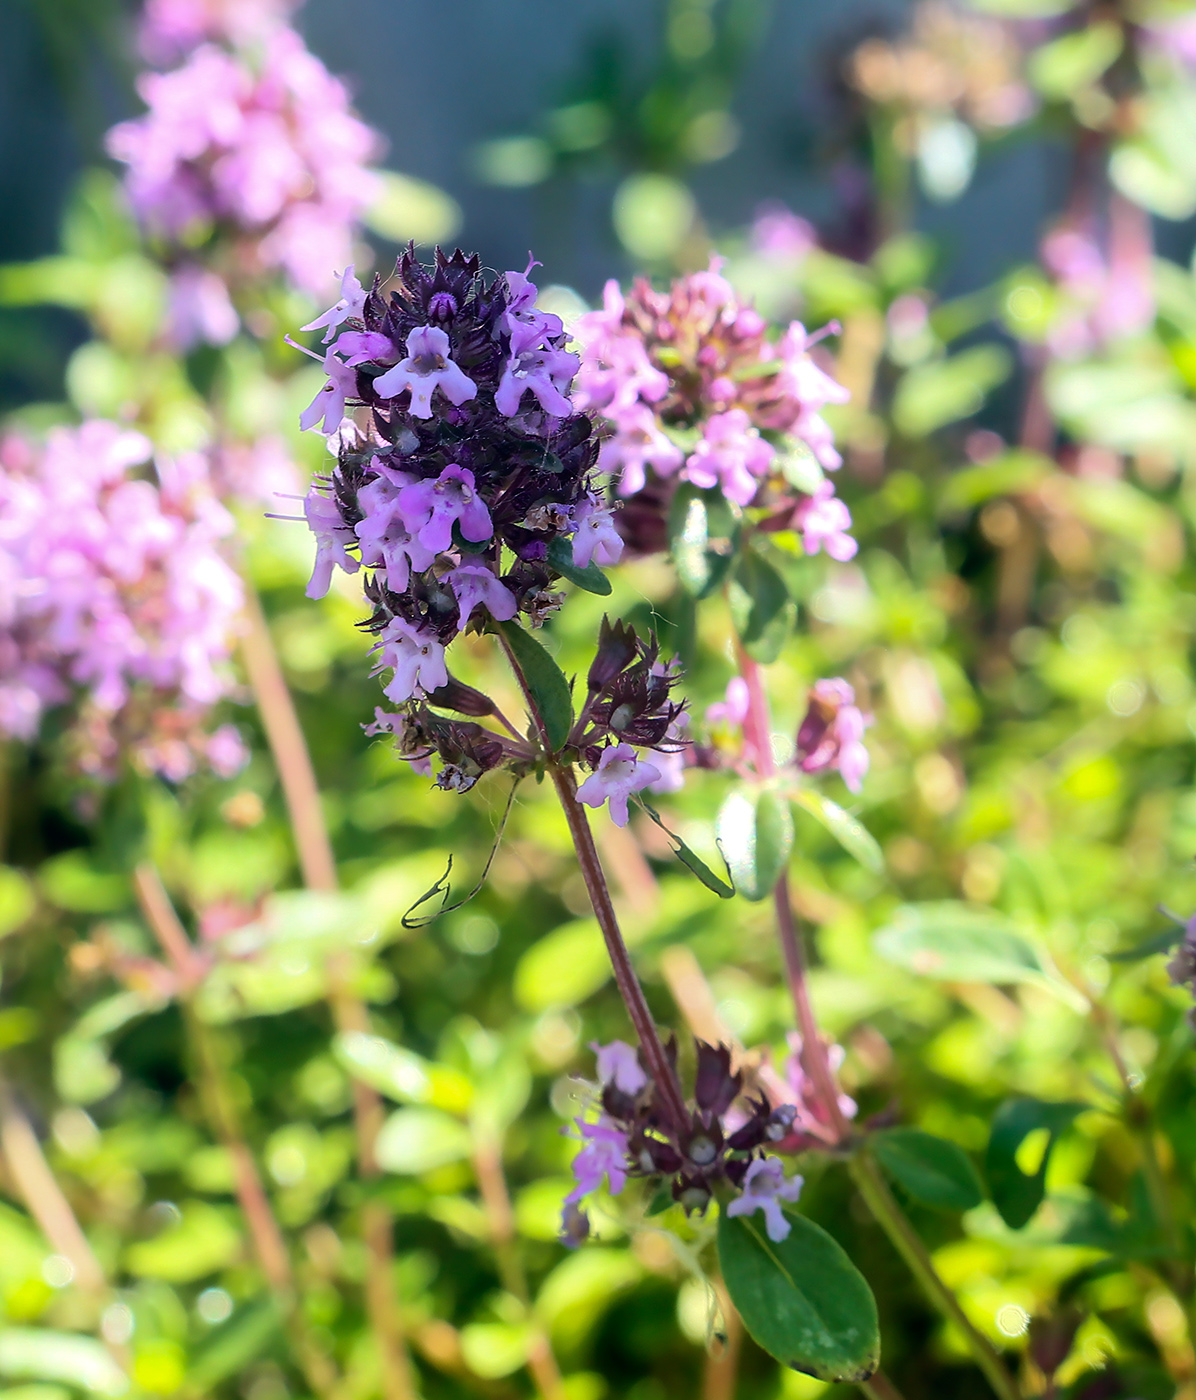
[0, 1332, 126, 1396]
[716, 790, 792, 902]
[892, 345, 1012, 438]
[728, 547, 794, 663]
[669, 483, 740, 599]
[985, 1098, 1086, 1229]
[790, 790, 883, 874]
[375, 1107, 473, 1174]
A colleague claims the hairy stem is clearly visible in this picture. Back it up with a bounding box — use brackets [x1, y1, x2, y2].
[548, 764, 689, 1135]
[849, 1153, 1020, 1400]
[700, 1279, 743, 1400]
[0, 1075, 106, 1294]
[241, 585, 337, 892]
[473, 1136, 565, 1400]
[860, 1372, 909, 1400]
[133, 864, 338, 1399]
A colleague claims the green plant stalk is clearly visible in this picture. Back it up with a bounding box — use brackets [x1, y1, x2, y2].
[472, 1133, 566, 1400]
[243, 595, 419, 1398]
[849, 1152, 1020, 1400]
[496, 629, 689, 1135]
[133, 865, 338, 1400]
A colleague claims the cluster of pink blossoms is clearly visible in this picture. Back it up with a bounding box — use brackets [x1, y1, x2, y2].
[574, 259, 855, 561]
[1039, 212, 1154, 361]
[707, 674, 871, 793]
[106, 22, 379, 301]
[137, 0, 298, 66]
[0, 421, 245, 781]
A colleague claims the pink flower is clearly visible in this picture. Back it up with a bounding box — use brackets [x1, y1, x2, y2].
[683, 409, 774, 507]
[564, 1117, 632, 1205]
[372, 325, 477, 417]
[495, 323, 580, 419]
[725, 1156, 804, 1242]
[793, 481, 857, 561]
[795, 678, 870, 792]
[602, 403, 684, 497]
[297, 346, 359, 435]
[569, 496, 623, 569]
[593, 1040, 648, 1094]
[302, 265, 368, 342]
[444, 564, 518, 632]
[165, 264, 238, 350]
[503, 261, 564, 346]
[303, 486, 360, 599]
[375, 618, 447, 702]
[706, 677, 750, 728]
[363, 707, 433, 776]
[751, 205, 816, 260]
[353, 474, 434, 593]
[576, 743, 662, 827]
[398, 465, 492, 555]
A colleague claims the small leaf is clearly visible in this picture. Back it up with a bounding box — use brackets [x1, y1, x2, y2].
[790, 790, 883, 874]
[546, 536, 612, 595]
[873, 902, 1080, 1003]
[376, 1107, 473, 1174]
[728, 548, 794, 663]
[715, 790, 793, 902]
[498, 621, 573, 753]
[892, 345, 1012, 438]
[334, 1031, 431, 1103]
[1027, 22, 1122, 101]
[669, 483, 739, 599]
[0, 1330, 128, 1395]
[1108, 925, 1184, 962]
[985, 1098, 1085, 1229]
[872, 1130, 984, 1212]
[515, 918, 610, 1010]
[0, 867, 35, 939]
[635, 797, 734, 898]
[718, 1208, 879, 1382]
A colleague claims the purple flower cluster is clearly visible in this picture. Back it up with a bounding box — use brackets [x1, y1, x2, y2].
[574, 260, 855, 559]
[106, 25, 379, 298]
[292, 247, 652, 791]
[0, 422, 245, 781]
[1039, 214, 1154, 360]
[561, 1039, 802, 1246]
[138, 0, 298, 66]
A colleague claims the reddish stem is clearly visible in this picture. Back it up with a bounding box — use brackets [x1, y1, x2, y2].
[735, 649, 849, 1143]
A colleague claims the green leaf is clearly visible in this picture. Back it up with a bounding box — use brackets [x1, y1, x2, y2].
[717, 1208, 880, 1382]
[892, 345, 1012, 438]
[546, 536, 612, 595]
[937, 450, 1054, 514]
[124, 1201, 242, 1282]
[0, 1331, 127, 1396]
[985, 1098, 1086, 1229]
[872, 1130, 984, 1212]
[376, 1107, 473, 1174]
[790, 790, 883, 874]
[498, 621, 573, 753]
[188, 1300, 282, 1393]
[514, 918, 610, 1010]
[363, 169, 461, 245]
[634, 797, 735, 898]
[728, 548, 794, 663]
[0, 868, 34, 939]
[1108, 926, 1183, 962]
[1027, 23, 1122, 102]
[668, 483, 739, 599]
[873, 902, 1080, 1003]
[715, 790, 793, 902]
[333, 1030, 431, 1102]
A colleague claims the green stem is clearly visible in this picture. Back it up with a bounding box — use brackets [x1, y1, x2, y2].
[849, 1153, 1021, 1400]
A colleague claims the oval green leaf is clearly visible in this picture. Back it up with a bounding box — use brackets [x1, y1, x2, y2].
[873, 902, 1079, 1004]
[791, 789, 883, 874]
[716, 789, 793, 902]
[669, 482, 739, 599]
[498, 620, 573, 753]
[717, 1208, 879, 1382]
[376, 1107, 473, 1174]
[872, 1129, 984, 1212]
[985, 1097, 1085, 1229]
[546, 536, 612, 595]
[728, 548, 794, 663]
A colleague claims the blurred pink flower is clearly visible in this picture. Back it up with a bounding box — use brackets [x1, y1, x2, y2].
[795, 678, 870, 792]
[0, 421, 244, 780]
[107, 29, 380, 297]
[138, 0, 298, 66]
